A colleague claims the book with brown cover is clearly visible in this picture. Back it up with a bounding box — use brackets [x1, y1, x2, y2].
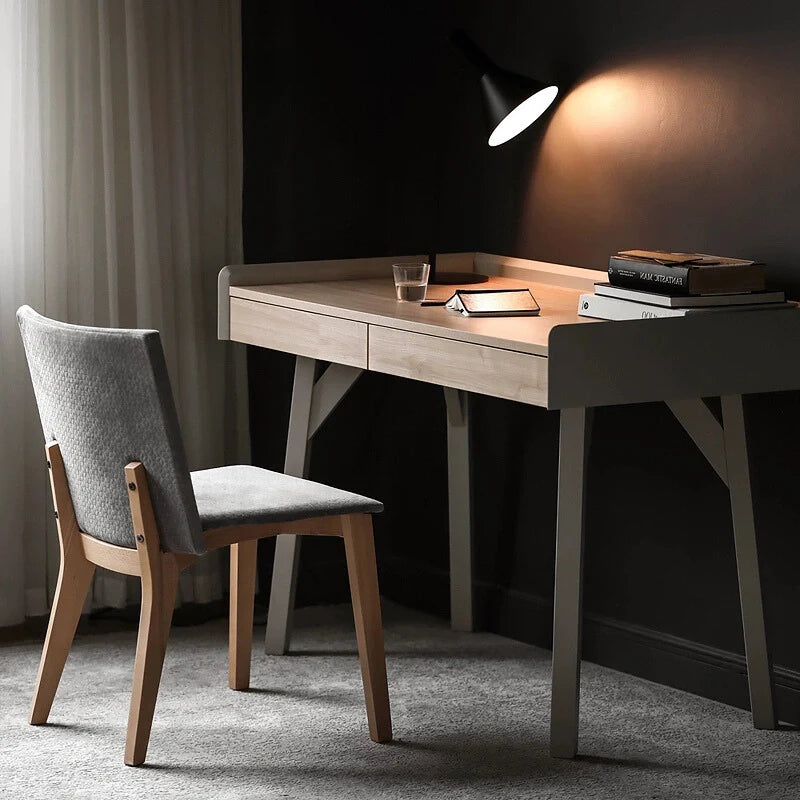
[608, 250, 764, 295]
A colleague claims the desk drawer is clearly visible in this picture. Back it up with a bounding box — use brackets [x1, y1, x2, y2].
[369, 325, 547, 407]
[229, 297, 368, 368]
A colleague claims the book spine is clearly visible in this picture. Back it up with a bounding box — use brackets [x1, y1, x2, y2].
[608, 256, 691, 295]
[578, 294, 686, 320]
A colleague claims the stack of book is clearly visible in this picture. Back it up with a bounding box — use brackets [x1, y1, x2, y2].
[578, 250, 792, 320]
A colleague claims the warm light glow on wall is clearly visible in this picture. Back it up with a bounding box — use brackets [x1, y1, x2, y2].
[515, 50, 789, 263]
[534, 64, 729, 170]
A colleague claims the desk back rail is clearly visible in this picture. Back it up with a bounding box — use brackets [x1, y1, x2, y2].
[475, 252, 600, 291]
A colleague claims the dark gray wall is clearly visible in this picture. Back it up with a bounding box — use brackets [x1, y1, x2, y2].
[242, 0, 800, 721]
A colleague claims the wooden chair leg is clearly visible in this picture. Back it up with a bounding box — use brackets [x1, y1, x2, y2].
[124, 553, 178, 767]
[29, 552, 95, 725]
[31, 442, 96, 725]
[341, 514, 392, 743]
[124, 461, 172, 767]
[229, 540, 258, 690]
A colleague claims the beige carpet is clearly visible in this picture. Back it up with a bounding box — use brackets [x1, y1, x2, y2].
[0, 603, 798, 799]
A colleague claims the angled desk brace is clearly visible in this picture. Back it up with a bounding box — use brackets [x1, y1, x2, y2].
[265, 358, 362, 653]
[220, 252, 792, 757]
[666, 396, 773, 729]
[263, 362, 475, 652]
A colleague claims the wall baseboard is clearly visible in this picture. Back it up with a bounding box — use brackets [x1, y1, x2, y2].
[378, 554, 800, 726]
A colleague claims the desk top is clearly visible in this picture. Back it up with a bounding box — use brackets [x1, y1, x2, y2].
[230, 275, 596, 358]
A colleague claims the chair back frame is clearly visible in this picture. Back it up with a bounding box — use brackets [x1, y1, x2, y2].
[17, 306, 204, 554]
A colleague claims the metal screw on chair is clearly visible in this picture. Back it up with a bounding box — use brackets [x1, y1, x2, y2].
[128, 482, 136, 491]
[54, 511, 58, 519]
[136, 535, 144, 543]
[46, 461, 51, 469]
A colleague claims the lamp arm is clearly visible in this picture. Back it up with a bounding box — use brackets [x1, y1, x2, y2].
[450, 29, 493, 76]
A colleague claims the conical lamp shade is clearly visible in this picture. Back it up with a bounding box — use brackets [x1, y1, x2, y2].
[452, 30, 558, 147]
[480, 69, 558, 147]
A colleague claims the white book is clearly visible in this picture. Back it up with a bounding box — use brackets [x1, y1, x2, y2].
[578, 293, 795, 321]
[594, 282, 786, 308]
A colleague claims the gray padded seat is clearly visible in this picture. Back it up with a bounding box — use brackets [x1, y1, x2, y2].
[191, 465, 383, 531]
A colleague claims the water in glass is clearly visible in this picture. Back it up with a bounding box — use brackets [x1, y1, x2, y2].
[395, 281, 427, 302]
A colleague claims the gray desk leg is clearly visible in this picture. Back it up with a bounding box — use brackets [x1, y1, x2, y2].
[264, 356, 316, 655]
[444, 388, 473, 632]
[550, 406, 591, 759]
[720, 394, 776, 729]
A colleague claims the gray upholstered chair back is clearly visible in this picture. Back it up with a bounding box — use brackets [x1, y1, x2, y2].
[17, 306, 204, 554]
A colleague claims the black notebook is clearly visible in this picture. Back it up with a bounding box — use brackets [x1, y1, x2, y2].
[445, 288, 540, 317]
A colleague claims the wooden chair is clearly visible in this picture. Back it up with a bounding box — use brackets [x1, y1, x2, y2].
[17, 306, 391, 766]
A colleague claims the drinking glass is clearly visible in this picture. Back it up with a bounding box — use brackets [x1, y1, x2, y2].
[392, 262, 430, 302]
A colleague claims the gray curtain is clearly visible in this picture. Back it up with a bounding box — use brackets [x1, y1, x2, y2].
[0, 0, 248, 625]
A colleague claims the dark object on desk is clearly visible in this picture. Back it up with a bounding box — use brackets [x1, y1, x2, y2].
[427, 253, 489, 286]
[428, 271, 490, 286]
[445, 288, 540, 317]
[608, 250, 764, 296]
[594, 282, 786, 308]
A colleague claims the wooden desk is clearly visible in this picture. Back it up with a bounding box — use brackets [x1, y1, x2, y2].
[219, 251, 800, 757]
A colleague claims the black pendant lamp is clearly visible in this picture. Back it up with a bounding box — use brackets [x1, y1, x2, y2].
[452, 29, 558, 147]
